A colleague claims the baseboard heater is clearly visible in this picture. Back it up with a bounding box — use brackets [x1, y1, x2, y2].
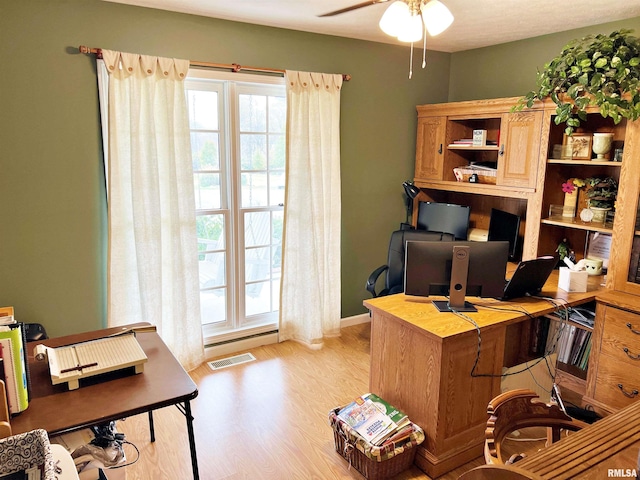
[204, 329, 278, 349]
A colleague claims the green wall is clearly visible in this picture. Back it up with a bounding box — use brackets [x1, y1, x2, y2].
[2, 0, 639, 338]
[0, 0, 450, 336]
[449, 18, 640, 101]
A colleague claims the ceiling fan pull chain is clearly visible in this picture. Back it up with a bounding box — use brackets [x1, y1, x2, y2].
[422, 23, 427, 68]
[409, 41, 414, 79]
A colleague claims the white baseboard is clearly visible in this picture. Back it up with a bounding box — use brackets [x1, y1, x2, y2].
[204, 313, 371, 360]
[340, 313, 371, 328]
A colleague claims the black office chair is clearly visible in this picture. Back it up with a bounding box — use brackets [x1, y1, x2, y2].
[366, 229, 454, 297]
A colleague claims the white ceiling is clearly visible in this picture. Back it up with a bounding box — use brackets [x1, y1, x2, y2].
[103, 0, 640, 53]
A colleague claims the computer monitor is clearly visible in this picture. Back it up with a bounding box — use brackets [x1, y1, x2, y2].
[417, 202, 470, 240]
[404, 240, 509, 312]
[488, 208, 522, 261]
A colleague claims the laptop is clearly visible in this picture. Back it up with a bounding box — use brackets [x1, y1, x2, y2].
[501, 255, 558, 300]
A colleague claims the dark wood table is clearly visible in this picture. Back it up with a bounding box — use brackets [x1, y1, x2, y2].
[11, 323, 200, 479]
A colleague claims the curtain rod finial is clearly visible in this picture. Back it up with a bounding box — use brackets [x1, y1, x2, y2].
[78, 45, 102, 58]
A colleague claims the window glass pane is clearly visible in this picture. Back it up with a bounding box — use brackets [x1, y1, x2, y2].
[240, 134, 267, 170]
[268, 96, 286, 133]
[200, 289, 226, 325]
[245, 247, 270, 282]
[272, 245, 282, 276]
[196, 214, 225, 251]
[246, 281, 270, 316]
[199, 251, 226, 289]
[272, 211, 283, 245]
[239, 94, 266, 132]
[269, 171, 285, 206]
[241, 172, 268, 207]
[245, 212, 270, 247]
[271, 278, 280, 311]
[269, 134, 285, 169]
[191, 132, 220, 171]
[194, 173, 221, 209]
[188, 90, 218, 130]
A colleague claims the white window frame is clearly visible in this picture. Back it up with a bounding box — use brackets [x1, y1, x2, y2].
[187, 69, 286, 344]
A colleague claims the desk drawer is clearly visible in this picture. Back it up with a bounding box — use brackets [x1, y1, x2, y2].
[593, 353, 640, 410]
[601, 308, 640, 366]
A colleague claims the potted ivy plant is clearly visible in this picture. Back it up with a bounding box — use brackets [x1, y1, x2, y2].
[585, 176, 618, 222]
[513, 29, 640, 135]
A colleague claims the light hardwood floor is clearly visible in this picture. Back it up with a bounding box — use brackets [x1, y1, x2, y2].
[115, 323, 487, 480]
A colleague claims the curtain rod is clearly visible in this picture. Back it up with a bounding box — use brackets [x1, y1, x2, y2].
[78, 46, 351, 81]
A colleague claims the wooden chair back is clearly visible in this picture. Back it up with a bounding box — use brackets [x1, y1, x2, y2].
[484, 389, 587, 465]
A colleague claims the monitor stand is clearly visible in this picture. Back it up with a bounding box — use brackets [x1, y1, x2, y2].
[433, 245, 478, 313]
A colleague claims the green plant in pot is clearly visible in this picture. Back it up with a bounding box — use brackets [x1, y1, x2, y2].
[585, 176, 618, 207]
[585, 176, 618, 221]
[513, 29, 640, 135]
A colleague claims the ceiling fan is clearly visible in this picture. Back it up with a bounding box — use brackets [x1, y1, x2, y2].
[320, 0, 454, 78]
[318, 0, 391, 17]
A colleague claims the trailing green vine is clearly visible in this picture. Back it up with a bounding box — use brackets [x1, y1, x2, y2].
[513, 29, 640, 135]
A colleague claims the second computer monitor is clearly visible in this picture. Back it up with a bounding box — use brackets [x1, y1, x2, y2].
[417, 201, 470, 240]
[488, 208, 521, 261]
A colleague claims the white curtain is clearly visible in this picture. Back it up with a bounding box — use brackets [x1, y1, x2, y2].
[279, 70, 343, 347]
[98, 50, 204, 371]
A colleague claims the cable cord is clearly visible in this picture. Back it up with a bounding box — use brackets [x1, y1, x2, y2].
[107, 440, 140, 469]
[451, 296, 572, 396]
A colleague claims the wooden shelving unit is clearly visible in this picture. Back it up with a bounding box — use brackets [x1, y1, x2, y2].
[412, 97, 640, 413]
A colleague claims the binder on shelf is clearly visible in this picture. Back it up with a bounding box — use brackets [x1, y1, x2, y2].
[0, 340, 20, 414]
[0, 323, 29, 414]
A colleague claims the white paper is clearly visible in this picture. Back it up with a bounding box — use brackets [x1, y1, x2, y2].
[587, 232, 612, 268]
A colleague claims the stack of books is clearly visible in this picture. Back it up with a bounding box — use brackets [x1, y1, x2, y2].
[337, 393, 413, 447]
[449, 139, 474, 146]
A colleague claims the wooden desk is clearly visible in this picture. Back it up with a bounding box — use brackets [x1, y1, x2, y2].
[515, 399, 640, 479]
[364, 271, 601, 478]
[11, 324, 200, 479]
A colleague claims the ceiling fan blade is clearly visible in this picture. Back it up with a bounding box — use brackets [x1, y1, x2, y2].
[318, 0, 392, 17]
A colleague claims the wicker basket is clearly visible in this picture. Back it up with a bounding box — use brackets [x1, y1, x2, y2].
[329, 407, 425, 480]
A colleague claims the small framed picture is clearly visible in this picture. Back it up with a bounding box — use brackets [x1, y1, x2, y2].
[562, 133, 592, 160]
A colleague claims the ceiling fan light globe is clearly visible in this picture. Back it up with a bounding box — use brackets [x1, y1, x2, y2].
[421, 0, 454, 36]
[397, 13, 423, 42]
[379, 1, 411, 37]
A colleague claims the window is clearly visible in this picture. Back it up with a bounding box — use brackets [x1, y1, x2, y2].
[186, 70, 286, 343]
